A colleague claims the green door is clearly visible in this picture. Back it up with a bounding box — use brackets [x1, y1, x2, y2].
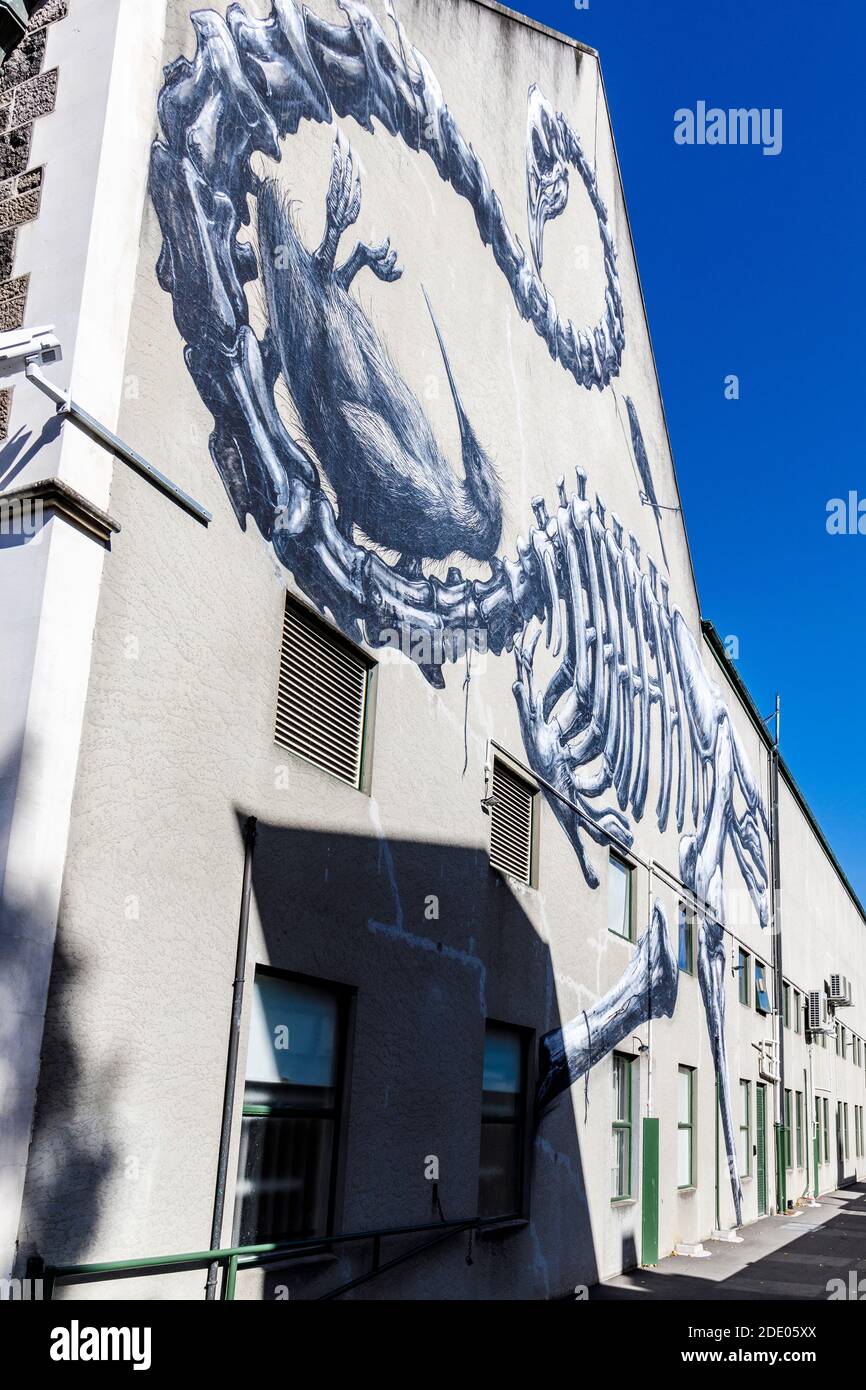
[641, 1117, 659, 1265]
[756, 1084, 768, 1216]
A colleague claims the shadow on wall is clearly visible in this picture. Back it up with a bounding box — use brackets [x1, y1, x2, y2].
[237, 812, 601, 1301]
[11, 931, 120, 1278]
[8, 808, 604, 1300]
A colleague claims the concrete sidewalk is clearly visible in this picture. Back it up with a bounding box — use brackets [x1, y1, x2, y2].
[591, 1184, 866, 1300]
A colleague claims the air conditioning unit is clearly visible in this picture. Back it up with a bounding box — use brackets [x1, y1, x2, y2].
[758, 1039, 780, 1083]
[828, 974, 853, 1007]
[807, 990, 834, 1035]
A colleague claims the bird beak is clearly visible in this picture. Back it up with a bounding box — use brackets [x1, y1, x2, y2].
[525, 84, 569, 276]
[422, 286, 473, 449]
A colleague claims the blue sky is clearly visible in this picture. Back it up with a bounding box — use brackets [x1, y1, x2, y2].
[512, 0, 866, 902]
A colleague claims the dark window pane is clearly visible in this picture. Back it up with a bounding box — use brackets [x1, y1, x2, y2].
[478, 1121, 519, 1218]
[234, 1115, 333, 1244]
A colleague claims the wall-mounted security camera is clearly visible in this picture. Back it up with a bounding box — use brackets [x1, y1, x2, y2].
[0, 322, 210, 525]
[0, 324, 62, 382]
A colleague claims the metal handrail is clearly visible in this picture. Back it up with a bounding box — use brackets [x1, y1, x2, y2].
[36, 1213, 522, 1300]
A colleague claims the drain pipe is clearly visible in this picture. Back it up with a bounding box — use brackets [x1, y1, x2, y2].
[769, 697, 787, 1215]
[205, 815, 257, 1300]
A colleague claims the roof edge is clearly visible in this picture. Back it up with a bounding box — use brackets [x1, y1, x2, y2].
[467, 0, 598, 57]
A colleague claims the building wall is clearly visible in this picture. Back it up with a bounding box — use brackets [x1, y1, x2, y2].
[11, 0, 866, 1298]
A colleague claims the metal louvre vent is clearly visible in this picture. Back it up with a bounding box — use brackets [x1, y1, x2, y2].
[275, 598, 370, 787]
[489, 759, 535, 884]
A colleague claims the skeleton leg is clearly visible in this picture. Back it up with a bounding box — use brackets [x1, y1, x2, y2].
[538, 900, 678, 1109]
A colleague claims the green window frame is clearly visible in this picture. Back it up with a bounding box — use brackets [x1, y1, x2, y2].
[677, 1065, 695, 1189]
[611, 1053, 634, 1201]
[795, 1090, 804, 1169]
[677, 903, 694, 975]
[843, 1102, 849, 1161]
[793, 989, 801, 1034]
[783, 1089, 792, 1170]
[607, 851, 633, 941]
[738, 949, 750, 1007]
[233, 968, 352, 1247]
[782, 983, 790, 1029]
[739, 1079, 751, 1177]
[822, 1097, 830, 1163]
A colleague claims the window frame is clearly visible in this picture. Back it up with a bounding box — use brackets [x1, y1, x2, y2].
[754, 960, 771, 1015]
[611, 1052, 635, 1202]
[793, 989, 801, 1034]
[738, 948, 750, 1007]
[477, 1019, 534, 1222]
[677, 1065, 696, 1190]
[783, 1089, 792, 1171]
[795, 1089, 804, 1169]
[234, 965, 355, 1249]
[607, 849, 634, 942]
[782, 982, 790, 1030]
[677, 902, 695, 975]
[739, 1078, 752, 1178]
[822, 1096, 830, 1163]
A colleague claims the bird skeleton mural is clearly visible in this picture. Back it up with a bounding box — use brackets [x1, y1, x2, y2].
[150, 0, 769, 1227]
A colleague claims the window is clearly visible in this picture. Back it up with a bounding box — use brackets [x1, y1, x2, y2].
[677, 1066, 695, 1189]
[275, 595, 375, 789]
[782, 983, 790, 1029]
[754, 961, 771, 1014]
[607, 852, 633, 940]
[836, 1024, 843, 1058]
[678, 904, 694, 974]
[822, 1097, 830, 1163]
[739, 1079, 751, 1177]
[795, 1090, 804, 1169]
[234, 970, 351, 1246]
[784, 1089, 792, 1170]
[857, 1106, 864, 1159]
[488, 759, 537, 886]
[478, 1022, 528, 1219]
[843, 1102, 850, 1161]
[612, 1054, 634, 1200]
[814, 1098, 821, 1164]
[793, 989, 801, 1034]
[738, 949, 750, 1006]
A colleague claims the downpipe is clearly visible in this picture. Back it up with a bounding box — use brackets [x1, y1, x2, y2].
[205, 815, 257, 1300]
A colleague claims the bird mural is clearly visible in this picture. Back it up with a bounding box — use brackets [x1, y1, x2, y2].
[257, 135, 502, 577]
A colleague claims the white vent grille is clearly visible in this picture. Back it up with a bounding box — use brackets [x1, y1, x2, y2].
[275, 598, 370, 787]
[489, 760, 535, 884]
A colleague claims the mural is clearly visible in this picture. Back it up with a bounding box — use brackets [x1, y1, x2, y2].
[149, 0, 769, 1227]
